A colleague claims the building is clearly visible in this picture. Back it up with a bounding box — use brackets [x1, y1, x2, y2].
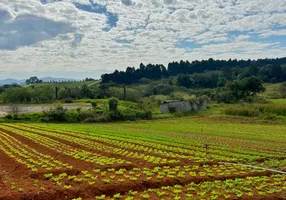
[160, 99, 208, 114]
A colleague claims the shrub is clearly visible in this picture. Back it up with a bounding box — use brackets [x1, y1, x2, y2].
[108, 110, 124, 121]
[4, 114, 13, 120]
[83, 117, 97, 123]
[91, 101, 97, 109]
[63, 98, 73, 103]
[197, 95, 212, 104]
[262, 113, 277, 121]
[136, 110, 152, 120]
[123, 113, 137, 121]
[263, 104, 286, 116]
[224, 105, 260, 117]
[42, 104, 68, 122]
[224, 104, 286, 118]
[65, 110, 80, 123]
[279, 82, 286, 98]
[139, 78, 152, 84]
[122, 109, 153, 121]
[18, 113, 43, 121]
[108, 97, 118, 111]
[215, 91, 236, 103]
[94, 107, 104, 114]
[244, 95, 268, 104]
[79, 110, 97, 121]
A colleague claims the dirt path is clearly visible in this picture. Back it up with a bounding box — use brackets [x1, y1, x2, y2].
[0, 104, 91, 114]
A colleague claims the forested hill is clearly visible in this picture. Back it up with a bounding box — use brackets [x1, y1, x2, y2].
[101, 57, 286, 85]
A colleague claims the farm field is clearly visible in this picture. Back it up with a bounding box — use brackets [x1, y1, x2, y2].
[0, 117, 286, 200]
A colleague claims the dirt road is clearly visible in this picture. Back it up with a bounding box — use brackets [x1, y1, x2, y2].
[0, 104, 91, 115]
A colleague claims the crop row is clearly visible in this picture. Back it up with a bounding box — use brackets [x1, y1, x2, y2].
[0, 130, 71, 172]
[105, 174, 286, 200]
[2, 125, 180, 165]
[19, 124, 272, 163]
[44, 164, 268, 190]
[30, 123, 285, 157]
[0, 125, 129, 166]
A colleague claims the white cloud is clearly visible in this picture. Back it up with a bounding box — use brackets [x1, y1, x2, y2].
[235, 35, 250, 41]
[259, 29, 286, 37]
[0, 0, 285, 78]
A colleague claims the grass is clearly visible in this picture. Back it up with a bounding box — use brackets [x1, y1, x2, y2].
[263, 82, 285, 99]
[269, 99, 286, 104]
[224, 104, 286, 118]
[24, 81, 97, 88]
[33, 116, 286, 153]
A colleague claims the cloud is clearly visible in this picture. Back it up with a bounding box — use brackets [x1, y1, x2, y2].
[72, 33, 84, 47]
[0, 14, 75, 50]
[259, 29, 286, 37]
[235, 35, 250, 41]
[121, 0, 133, 6]
[0, 4, 14, 23]
[164, 0, 176, 5]
[0, 0, 285, 78]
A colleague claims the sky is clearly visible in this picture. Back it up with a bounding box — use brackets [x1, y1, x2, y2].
[0, 0, 286, 79]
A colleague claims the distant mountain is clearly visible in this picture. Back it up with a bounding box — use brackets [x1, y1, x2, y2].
[0, 77, 79, 85]
[0, 79, 23, 85]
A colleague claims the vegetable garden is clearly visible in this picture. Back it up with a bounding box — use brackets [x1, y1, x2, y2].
[0, 117, 285, 199]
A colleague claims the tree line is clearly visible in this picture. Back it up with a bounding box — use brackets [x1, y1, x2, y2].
[101, 57, 286, 85]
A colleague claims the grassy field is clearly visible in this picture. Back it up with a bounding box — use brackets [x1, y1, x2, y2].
[0, 117, 285, 199]
[24, 80, 98, 88]
[269, 99, 286, 104]
[263, 83, 283, 99]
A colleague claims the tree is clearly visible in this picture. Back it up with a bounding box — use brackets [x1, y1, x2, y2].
[177, 74, 192, 88]
[85, 78, 95, 81]
[2, 87, 32, 103]
[80, 85, 93, 98]
[25, 76, 43, 85]
[108, 97, 118, 111]
[270, 65, 283, 82]
[229, 76, 265, 101]
[7, 104, 22, 119]
[101, 57, 286, 85]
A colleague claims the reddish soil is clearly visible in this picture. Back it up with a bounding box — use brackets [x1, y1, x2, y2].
[7, 125, 196, 167]
[0, 146, 65, 200]
[0, 127, 109, 172]
[0, 125, 285, 200]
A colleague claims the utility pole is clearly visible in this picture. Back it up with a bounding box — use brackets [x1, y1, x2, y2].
[55, 86, 59, 100]
[123, 85, 127, 100]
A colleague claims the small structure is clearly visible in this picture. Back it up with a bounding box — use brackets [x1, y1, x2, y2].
[160, 99, 208, 114]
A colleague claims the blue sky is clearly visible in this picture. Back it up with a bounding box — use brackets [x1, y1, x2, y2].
[0, 0, 286, 79]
